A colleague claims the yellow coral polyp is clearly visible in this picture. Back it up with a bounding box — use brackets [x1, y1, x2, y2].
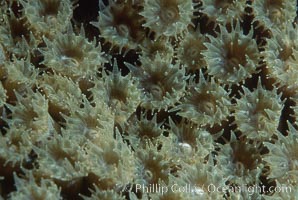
[0, 9, 38, 57]
[263, 23, 298, 97]
[124, 111, 164, 148]
[37, 73, 83, 123]
[135, 144, 171, 185]
[9, 172, 62, 200]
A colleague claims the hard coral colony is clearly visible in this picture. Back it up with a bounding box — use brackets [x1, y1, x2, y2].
[0, 0, 298, 199]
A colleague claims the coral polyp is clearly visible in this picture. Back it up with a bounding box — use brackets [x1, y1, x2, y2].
[173, 71, 231, 127]
[20, 0, 73, 38]
[202, 21, 260, 85]
[0, 0, 298, 199]
[201, 0, 247, 25]
[233, 79, 284, 141]
[263, 123, 298, 185]
[41, 26, 106, 81]
[140, 0, 194, 38]
[92, 0, 146, 53]
[128, 53, 187, 111]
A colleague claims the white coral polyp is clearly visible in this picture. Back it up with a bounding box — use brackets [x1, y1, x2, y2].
[176, 28, 207, 72]
[128, 53, 187, 111]
[140, 0, 194, 38]
[263, 24, 298, 96]
[62, 96, 114, 143]
[252, 0, 296, 29]
[263, 123, 298, 185]
[5, 89, 55, 144]
[9, 172, 62, 200]
[234, 79, 284, 141]
[20, 0, 73, 38]
[202, 22, 259, 85]
[216, 133, 264, 186]
[84, 130, 136, 189]
[0, 82, 6, 107]
[201, 0, 247, 24]
[90, 61, 141, 127]
[91, 0, 145, 52]
[172, 71, 231, 127]
[41, 27, 106, 80]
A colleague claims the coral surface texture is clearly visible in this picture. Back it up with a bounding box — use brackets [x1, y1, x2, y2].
[1, 0, 298, 199]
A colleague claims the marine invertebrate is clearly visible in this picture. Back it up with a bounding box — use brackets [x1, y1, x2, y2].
[90, 61, 141, 127]
[9, 172, 62, 200]
[202, 21, 260, 85]
[134, 143, 172, 186]
[252, 0, 296, 29]
[84, 130, 136, 191]
[262, 123, 298, 185]
[262, 23, 298, 97]
[124, 111, 164, 148]
[41, 26, 106, 81]
[140, 0, 194, 38]
[200, 0, 247, 25]
[176, 156, 227, 199]
[233, 79, 284, 141]
[166, 118, 215, 163]
[139, 36, 175, 59]
[0, 128, 32, 172]
[176, 27, 207, 72]
[92, 0, 146, 53]
[0, 83, 6, 108]
[4, 89, 55, 144]
[62, 95, 114, 143]
[216, 133, 264, 186]
[0, 8, 37, 57]
[128, 53, 188, 111]
[172, 71, 231, 127]
[1, 57, 38, 103]
[80, 186, 125, 200]
[37, 73, 84, 123]
[0, 0, 298, 198]
[32, 132, 88, 191]
[20, 0, 74, 38]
